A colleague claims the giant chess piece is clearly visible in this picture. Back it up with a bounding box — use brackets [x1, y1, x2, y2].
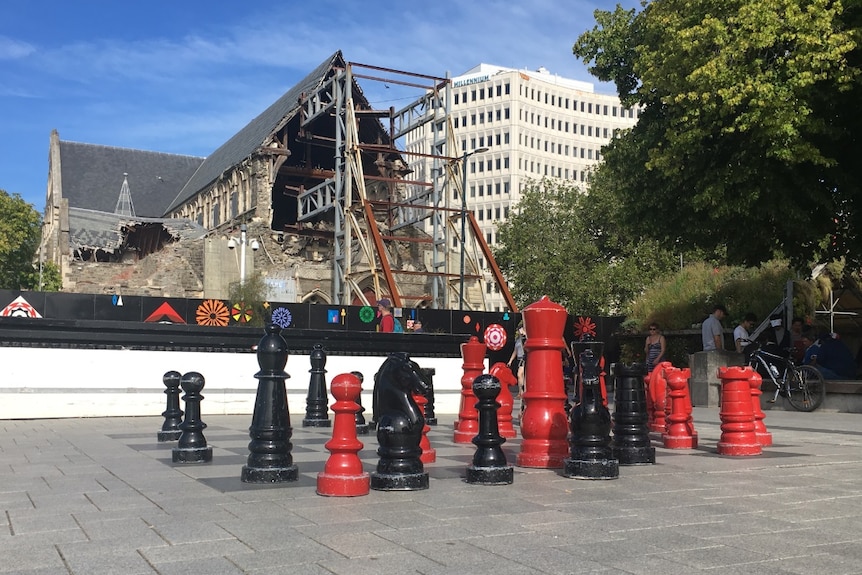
[488, 362, 517, 439]
[466, 374, 514, 485]
[419, 367, 438, 425]
[158, 370, 183, 442]
[454, 336, 486, 443]
[717, 366, 761, 456]
[317, 372, 370, 497]
[612, 362, 656, 464]
[370, 353, 430, 491]
[564, 349, 619, 479]
[517, 296, 569, 468]
[350, 371, 369, 435]
[242, 324, 298, 483]
[303, 343, 331, 427]
[172, 372, 213, 464]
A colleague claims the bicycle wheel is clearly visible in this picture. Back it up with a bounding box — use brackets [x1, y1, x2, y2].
[787, 365, 826, 412]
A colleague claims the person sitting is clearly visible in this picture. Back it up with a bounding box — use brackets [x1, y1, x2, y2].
[806, 332, 855, 380]
[734, 313, 757, 356]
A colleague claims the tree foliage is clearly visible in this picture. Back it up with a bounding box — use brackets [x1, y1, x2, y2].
[493, 179, 678, 315]
[0, 189, 60, 290]
[574, 0, 862, 270]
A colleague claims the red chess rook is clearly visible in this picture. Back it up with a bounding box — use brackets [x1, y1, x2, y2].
[717, 366, 762, 456]
[663, 367, 697, 449]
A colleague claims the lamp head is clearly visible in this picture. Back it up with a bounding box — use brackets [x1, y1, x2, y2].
[250, 239, 260, 251]
[227, 238, 237, 250]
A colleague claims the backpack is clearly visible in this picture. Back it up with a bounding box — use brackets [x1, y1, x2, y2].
[393, 318, 404, 333]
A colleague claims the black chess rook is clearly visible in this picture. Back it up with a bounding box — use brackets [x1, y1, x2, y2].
[612, 362, 656, 465]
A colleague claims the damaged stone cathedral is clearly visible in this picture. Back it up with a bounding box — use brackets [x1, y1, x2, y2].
[40, 51, 515, 311]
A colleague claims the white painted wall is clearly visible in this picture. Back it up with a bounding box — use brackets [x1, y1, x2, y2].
[0, 347, 469, 420]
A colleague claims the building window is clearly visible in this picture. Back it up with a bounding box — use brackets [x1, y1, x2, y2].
[504, 108, 510, 119]
[472, 90, 477, 101]
[504, 157, 509, 168]
[454, 93, 459, 105]
[495, 182, 501, 194]
[505, 83, 510, 94]
[504, 132, 509, 144]
[470, 185, 476, 197]
[496, 85, 502, 97]
[471, 114, 476, 126]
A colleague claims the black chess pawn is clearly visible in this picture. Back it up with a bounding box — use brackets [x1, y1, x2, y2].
[350, 371, 369, 435]
[419, 367, 438, 425]
[303, 343, 331, 427]
[157, 370, 183, 442]
[564, 349, 618, 480]
[242, 323, 298, 483]
[466, 374, 513, 485]
[612, 363, 656, 465]
[172, 372, 212, 464]
[370, 353, 430, 491]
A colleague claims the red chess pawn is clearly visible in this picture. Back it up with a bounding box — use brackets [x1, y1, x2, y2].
[748, 370, 772, 446]
[663, 367, 697, 449]
[717, 366, 762, 456]
[317, 373, 370, 496]
[454, 336, 486, 444]
[648, 362, 672, 434]
[413, 391, 436, 463]
[488, 362, 517, 439]
[516, 296, 569, 469]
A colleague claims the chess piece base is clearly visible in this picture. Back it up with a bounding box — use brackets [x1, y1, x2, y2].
[172, 446, 213, 464]
[302, 418, 332, 428]
[563, 457, 619, 479]
[466, 465, 514, 485]
[157, 430, 182, 442]
[241, 464, 299, 483]
[370, 471, 429, 491]
[317, 472, 370, 496]
[613, 445, 656, 465]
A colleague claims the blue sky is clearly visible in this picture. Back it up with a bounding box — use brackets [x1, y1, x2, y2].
[1, 0, 638, 211]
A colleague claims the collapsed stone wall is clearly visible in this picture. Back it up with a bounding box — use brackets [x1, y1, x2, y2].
[64, 240, 205, 298]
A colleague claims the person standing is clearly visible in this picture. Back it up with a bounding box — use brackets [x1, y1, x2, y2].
[702, 304, 727, 351]
[644, 323, 667, 373]
[376, 298, 394, 333]
[734, 313, 757, 353]
[508, 323, 526, 401]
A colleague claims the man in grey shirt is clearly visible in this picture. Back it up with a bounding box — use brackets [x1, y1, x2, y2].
[702, 304, 728, 351]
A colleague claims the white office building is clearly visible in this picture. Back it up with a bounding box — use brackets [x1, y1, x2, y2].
[406, 63, 640, 311]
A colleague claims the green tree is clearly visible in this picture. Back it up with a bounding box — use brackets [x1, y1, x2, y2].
[0, 189, 60, 290]
[574, 0, 861, 269]
[493, 178, 678, 315]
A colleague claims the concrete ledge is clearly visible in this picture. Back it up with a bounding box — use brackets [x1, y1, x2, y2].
[825, 380, 862, 394]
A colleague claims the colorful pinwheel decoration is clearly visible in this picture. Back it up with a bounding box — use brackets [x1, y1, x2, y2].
[574, 316, 597, 342]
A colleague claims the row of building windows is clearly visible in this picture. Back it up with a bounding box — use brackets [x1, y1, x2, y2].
[453, 107, 511, 128]
[518, 108, 616, 139]
[452, 78, 638, 120]
[518, 133, 602, 160]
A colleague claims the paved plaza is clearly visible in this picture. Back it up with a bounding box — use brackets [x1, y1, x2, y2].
[2, 406, 862, 574]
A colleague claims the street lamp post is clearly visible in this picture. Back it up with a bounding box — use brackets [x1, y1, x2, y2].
[458, 147, 489, 310]
[227, 223, 260, 285]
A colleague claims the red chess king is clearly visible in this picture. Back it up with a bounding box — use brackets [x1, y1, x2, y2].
[517, 296, 569, 468]
[317, 373, 370, 496]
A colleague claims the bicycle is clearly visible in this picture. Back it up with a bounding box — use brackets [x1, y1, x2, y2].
[745, 340, 826, 412]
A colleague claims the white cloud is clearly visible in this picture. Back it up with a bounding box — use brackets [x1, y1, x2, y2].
[0, 36, 35, 60]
